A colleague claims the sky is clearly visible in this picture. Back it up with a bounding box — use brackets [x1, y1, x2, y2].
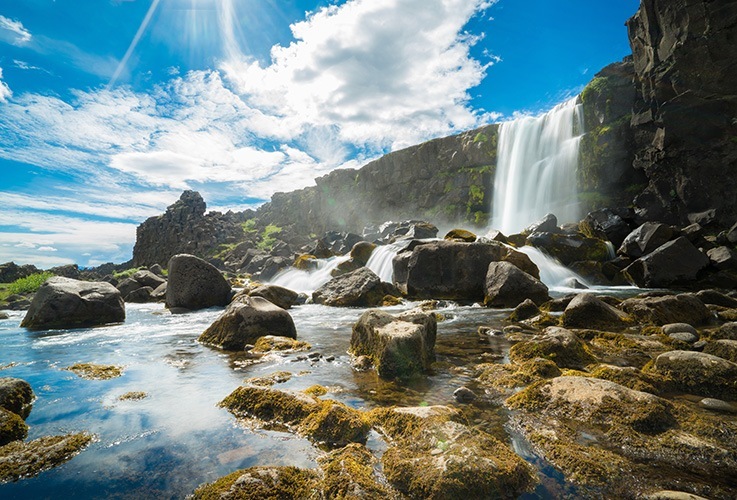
[0, 0, 639, 269]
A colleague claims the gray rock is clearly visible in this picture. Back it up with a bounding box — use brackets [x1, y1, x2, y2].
[312, 267, 390, 307]
[703, 339, 737, 363]
[199, 295, 296, 351]
[131, 270, 166, 289]
[561, 293, 631, 331]
[116, 277, 143, 298]
[248, 285, 299, 310]
[150, 282, 167, 300]
[662, 323, 698, 336]
[580, 209, 632, 248]
[21, 277, 125, 330]
[698, 398, 737, 414]
[0, 312, 8, 320]
[618, 222, 674, 258]
[125, 286, 154, 303]
[149, 264, 165, 276]
[706, 246, 737, 270]
[523, 213, 558, 234]
[623, 237, 710, 288]
[350, 308, 436, 379]
[620, 294, 711, 326]
[695, 289, 737, 308]
[484, 261, 549, 308]
[716, 322, 737, 340]
[165, 254, 231, 311]
[453, 386, 477, 403]
[508, 298, 540, 321]
[648, 350, 737, 400]
[668, 332, 698, 343]
[0, 262, 39, 283]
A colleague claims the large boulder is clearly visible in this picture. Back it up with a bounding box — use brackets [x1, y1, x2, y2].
[0, 378, 34, 417]
[483, 262, 549, 308]
[619, 293, 711, 326]
[525, 232, 611, 265]
[247, 285, 300, 310]
[509, 327, 596, 369]
[0, 408, 27, 446]
[165, 254, 231, 311]
[623, 237, 710, 287]
[312, 267, 393, 307]
[393, 240, 508, 300]
[21, 277, 125, 330]
[561, 293, 632, 331]
[350, 309, 436, 379]
[646, 350, 737, 400]
[579, 209, 633, 248]
[199, 295, 296, 351]
[618, 222, 674, 258]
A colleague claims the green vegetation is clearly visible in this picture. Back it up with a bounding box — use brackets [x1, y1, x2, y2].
[65, 363, 124, 380]
[0, 272, 54, 301]
[241, 219, 257, 234]
[112, 267, 142, 280]
[257, 224, 282, 251]
[211, 243, 237, 260]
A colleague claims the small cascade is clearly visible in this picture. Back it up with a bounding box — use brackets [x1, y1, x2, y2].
[269, 254, 351, 293]
[515, 245, 590, 291]
[491, 97, 584, 234]
[366, 242, 404, 283]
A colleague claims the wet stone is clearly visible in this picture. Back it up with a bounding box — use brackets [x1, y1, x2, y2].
[453, 386, 477, 403]
[698, 398, 737, 413]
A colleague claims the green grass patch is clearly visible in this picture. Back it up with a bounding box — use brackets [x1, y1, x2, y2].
[241, 219, 257, 234]
[1, 272, 55, 300]
[257, 224, 282, 251]
[112, 267, 143, 280]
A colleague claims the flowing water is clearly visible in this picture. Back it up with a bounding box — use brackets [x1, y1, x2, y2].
[491, 98, 584, 234]
[3, 301, 580, 498]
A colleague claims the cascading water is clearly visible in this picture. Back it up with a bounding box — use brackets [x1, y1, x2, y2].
[491, 97, 584, 234]
[270, 255, 351, 293]
[365, 241, 406, 283]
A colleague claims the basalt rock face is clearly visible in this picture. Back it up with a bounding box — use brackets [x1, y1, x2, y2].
[626, 0, 737, 225]
[132, 190, 250, 267]
[255, 124, 499, 236]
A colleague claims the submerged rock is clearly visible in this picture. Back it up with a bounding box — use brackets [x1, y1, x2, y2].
[0, 432, 93, 482]
[0, 408, 28, 446]
[192, 466, 320, 499]
[165, 254, 232, 311]
[350, 309, 436, 379]
[199, 296, 297, 351]
[65, 363, 123, 380]
[369, 405, 536, 499]
[20, 277, 125, 330]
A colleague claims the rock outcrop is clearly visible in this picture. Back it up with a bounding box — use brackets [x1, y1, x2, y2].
[21, 277, 125, 330]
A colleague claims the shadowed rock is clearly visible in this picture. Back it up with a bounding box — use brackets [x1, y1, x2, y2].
[165, 254, 231, 311]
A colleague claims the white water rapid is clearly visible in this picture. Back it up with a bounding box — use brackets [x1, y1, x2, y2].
[270, 255, 351, 293]
[491, 97, 584, 234]
[365, 241, 406, 282]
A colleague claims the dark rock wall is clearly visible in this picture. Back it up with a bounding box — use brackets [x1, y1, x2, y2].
[255, 124, 499, 235]
[132, 191, 251, 267]
[626, 0, 737, 225]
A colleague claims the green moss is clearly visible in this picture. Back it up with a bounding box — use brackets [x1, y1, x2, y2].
[220, 386, 316, 425]
[0, 432, 93, 482]
[65, 363, 123, 380]
[192, 466, 320, 500]
[508, 333, 597, 370]
[257, 224, 282, 251]
[303, 385, 328, 397]
[117, 391, 148, 401]
[0, 408, 28, 446]
[241, 219, 257, 234]
[588, 365, 660, 394]
[252, 336, 311, 353]
[298, 402, 371, 447]
[318, 443, 393, 499]
[476, 358, 561, 390]
[245, 371, 293, 387]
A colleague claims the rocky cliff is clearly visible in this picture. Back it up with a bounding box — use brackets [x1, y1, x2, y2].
[132, 191, 251, 267]
[626, 0, 737, 225]
[255, 124, 499, 236]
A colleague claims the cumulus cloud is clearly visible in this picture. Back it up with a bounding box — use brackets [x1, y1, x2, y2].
[0, 15, 32, 46]
[0, 67, 11, 102]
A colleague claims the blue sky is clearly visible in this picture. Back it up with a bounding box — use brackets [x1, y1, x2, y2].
[0, 0, 638, 268]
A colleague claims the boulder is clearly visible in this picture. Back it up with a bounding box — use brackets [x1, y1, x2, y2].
[501, 248, 540, 279]
[116, 278, 143, 298]
[703, 339, 737, 363]
[623, 237, 710, 287]
[125, 286, 154, 303]
[20, 277, 125, 330]
[618, 222, 674, 258]
[349, 241, 376, 266]
[561, 293, 632, 331]
[508, 298, 540, 322]
[579, 209, 632, 248]
[620, 293, 711, 326]
[706, 246, 737, 270]
[199, 295, 296, 351]
[150, 283, 167, 301]
[523, 213, 559, 234]
[0, 378, 33, 417]
[484, 262, 549, 308]
[247, 285, 300, 310]
[394, 240, 507, 300]
[312, 267, 391, 307]
[131, 270, 166, 289]
[646, 350, 737, 400]
[0, 408, 28, 446]
[525, 232, 611, 265]
[444, 228, 477, 242]
[509, 326, 596, 369]
[350, 309, 436, 379]
[695, 289, 737, 308]
[165, 254, 231, 311]
[148, 263, 165, 276]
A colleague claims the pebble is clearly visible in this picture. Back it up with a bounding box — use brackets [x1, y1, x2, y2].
[699, 397, 737, 414]
[325, 355, 335, 362]
[662, 323, 697, 336]
[453, 386, 477, 403]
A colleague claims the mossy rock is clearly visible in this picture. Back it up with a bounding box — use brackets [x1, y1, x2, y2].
[508, 327, 597, 369]
[0, 408, 28, 446]
[65, 363, 123, 380]
[299, 402, 371, 447]
[644, 350, 737, 400]
[370, 406, 536, 499]
[303, 385, 327, 397]
[293, 254, 319, 271]
[192, 466, 321, 499]
[117, 391, 148, 401]
[476, 358, 561, 390]
[703, 339, 737, 363]
[0, 378, 34, 417]
[318, 443, 397, 499]
[245, 371, 293, 387]
[251, 335, 311, 353]
[588, 364, 661, 394]
[0, 432, 93, 482]
[444, 229, 477, 242]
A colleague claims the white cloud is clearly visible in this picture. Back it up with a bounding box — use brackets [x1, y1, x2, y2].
[0, 15, 32, 46]
[0, 67, 11, 103]
[37, 246, 57, 252]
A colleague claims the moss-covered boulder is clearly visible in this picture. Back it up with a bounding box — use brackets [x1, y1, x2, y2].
[444, 228, 477, 242]
[318, 443, 397, 499]
[0, 432, 93, 482]
[199, 295, 297, 351]
[509, 327, 597, 369]
[475, 358, 561, 391]
[561, 293, 632, 331]
[645, 350, 737, 400]
[0, 408, 28, 446]
[620, 293, 711, 326]
[703, 339, 737, 363]
[220, 386, 370, 447]
[350, 309, 436, 379]
[525, 232, 611, 265]
[65, 363, 124, 380]
[369, 405, 536, 499]
[293, 253, 318, 271]
[251, 335, 310, 353]
[192, 466, 320, 499]
[0, 378, 34, 417]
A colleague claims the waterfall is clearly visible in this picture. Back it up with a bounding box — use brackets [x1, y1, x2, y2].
[366, 242, 405, 283]
[269, 255, 350, 293]
[515, 246, 590, 291]
[491, 97, 584, 234]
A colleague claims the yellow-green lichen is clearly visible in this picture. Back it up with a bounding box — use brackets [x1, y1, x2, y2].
[65, 363, 123, 380]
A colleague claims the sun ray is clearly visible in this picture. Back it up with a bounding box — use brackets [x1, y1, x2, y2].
[108, 0, 163, 88]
